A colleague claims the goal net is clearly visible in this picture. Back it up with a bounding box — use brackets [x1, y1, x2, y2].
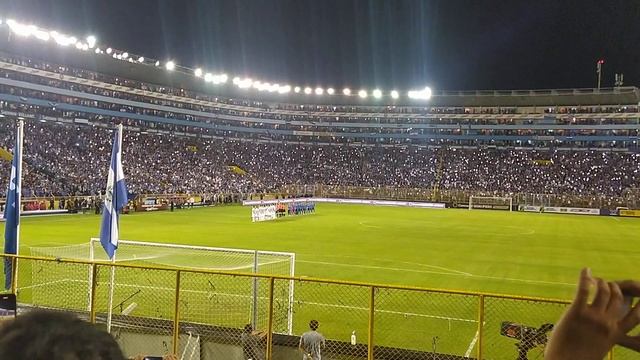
[468, 196, 513, 211]
[28, 239, 295, 335]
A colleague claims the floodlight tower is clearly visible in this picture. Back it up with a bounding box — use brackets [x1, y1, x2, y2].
[596, 59, 605, 90]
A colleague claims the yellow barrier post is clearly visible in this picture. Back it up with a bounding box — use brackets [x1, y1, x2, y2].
[89, 264, 99, 323]
[172, 270, 182, 355]
[368, 286, 375, 360]
[10, 257, 17, 295]
[608, 350, 614, 360]
[266, 277, 275, 360]
[477, 295, 485, 359]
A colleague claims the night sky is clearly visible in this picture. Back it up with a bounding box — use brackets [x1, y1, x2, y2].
[1, 0, 639, 91]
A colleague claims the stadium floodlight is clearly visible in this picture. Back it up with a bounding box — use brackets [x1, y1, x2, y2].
[33, 28, 50, 41]
[75, 41, 83, 50]
[138, 56, 144, 62]
[358, 90, 367, 98]
[232, 76, 241, 84]
[294, 86, 301, 93]
[95, 48, 101, 54]
[372, 89, 382, 99]
[407, 86, 432, 100]
[327, 88, 335, 95]
[106, 47, 113, 54]
[219, 74, 228, 83]
[194, 68, 203, 77]
[6, 20, 31, 37]
[304, 87, 312, 94]
[278, 85, 291, 94]
[86, 35, 96, 48]
[269, 83, 280, 92]
[343, 88, 351, 96]
[81, 43, 89, 51]
[49, 31, 75, 46]
[122, 52, 128, 59]
[238, 78, 253, 88]
[204, 73, 213, 82]
[391, 90, 399, 99]
[154, 60, 160, 66]
[165, 61, 176, 71]
[315, 87, 324, 95]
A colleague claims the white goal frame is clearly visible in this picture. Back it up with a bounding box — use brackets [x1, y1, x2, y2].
[468, 196, 513, 211]
[87, 238, 295, 335]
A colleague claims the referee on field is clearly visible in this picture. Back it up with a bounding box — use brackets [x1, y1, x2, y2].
[299, 320, 325, 360]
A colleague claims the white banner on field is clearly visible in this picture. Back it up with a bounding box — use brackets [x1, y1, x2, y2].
[243, 197, 445, 209]
[520, 205, 542, 212]
[542, 206, 600, 215]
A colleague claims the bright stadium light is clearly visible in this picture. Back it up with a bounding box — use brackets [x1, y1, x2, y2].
[327, 88, 335, 95]
[33, 28, 50, 41]
[238, 78, 253, 88]
[154, 60, 160, 66]
[204, 73, 213, 82]
[106, 47, 113, 54]
[304, 87, 312, 94]
[75, 41, 83, 50]
[372, 89, 382, 99]
[81, 43, 89, 51]
[95, 48, 101, 54]
[278, 85, 291, 94]
[294, 86, 301, 93]
[391, 90, 399, 99]
[122, 52, 128, 59]
[86, 35, 96, 48]
[408, 86, 433, 100]
[219, 74, 228, 83]
[232, 77, 241, 84]
[358, 90, 367, 98]
[50, 31, 76, 46]
[165, 61, 175, 71]
[138, 56, 144, 62]
[194, 68, 203, 77]
[315, 87, 324, 95]
[6, 20, 31, 37]
[343, 88, 351, 96]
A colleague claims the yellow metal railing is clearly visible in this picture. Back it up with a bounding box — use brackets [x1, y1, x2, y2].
[3, 253, 632, 360]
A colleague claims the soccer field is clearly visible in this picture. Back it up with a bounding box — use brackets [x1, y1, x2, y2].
[7, 204, 640, 358]
[12, 203, 640, 299]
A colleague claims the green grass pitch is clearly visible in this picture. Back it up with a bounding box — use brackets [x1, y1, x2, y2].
[7, 204, 640, 358]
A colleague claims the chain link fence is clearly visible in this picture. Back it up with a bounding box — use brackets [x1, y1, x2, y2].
[4, 254, 636, 359]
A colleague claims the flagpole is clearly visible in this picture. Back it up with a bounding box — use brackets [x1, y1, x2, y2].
[106, 124, 123, 334]
[12, 120, 23, 294]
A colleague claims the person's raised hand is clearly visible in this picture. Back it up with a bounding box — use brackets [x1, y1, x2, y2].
[545, 268, 640, 360]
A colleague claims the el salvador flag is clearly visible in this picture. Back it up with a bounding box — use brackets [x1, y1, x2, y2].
[99, 128, 128, 259]
[4, 126, 21, 290]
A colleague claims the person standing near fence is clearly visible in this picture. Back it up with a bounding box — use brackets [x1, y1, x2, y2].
[241, 324, 266, 360]
[299, 320, 325, 360]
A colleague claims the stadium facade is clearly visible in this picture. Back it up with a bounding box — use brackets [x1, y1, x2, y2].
[0, 30, 638, 209]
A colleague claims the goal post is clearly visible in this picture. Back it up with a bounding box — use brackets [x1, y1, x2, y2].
[29, 239, 296, 335]
[468, 196, 513, 211]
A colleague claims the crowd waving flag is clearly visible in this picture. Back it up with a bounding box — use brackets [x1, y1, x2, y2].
[99, 125, 128, 259]
[4, 120, 23, 290]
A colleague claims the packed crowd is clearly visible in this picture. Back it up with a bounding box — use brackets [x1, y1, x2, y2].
[0, 120, 637, 199]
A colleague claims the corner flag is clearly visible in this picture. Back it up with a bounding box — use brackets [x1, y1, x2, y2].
[99, 125, 128, 259]
[4, 121, 23, 290]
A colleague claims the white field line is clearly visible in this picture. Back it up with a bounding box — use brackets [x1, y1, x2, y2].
[298, 259, 573, 287]
[464, 323, 483, 358]
[29, 278, 476, 323]
[297, 260, 473, 277]
[18, 278, 69, 290]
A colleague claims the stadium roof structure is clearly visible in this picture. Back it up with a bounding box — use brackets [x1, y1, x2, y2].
[1, 24, 639, 109]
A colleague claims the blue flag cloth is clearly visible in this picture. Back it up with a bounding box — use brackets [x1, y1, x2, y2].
[99, 129, 128, 259]
[4, 127, 21, 290]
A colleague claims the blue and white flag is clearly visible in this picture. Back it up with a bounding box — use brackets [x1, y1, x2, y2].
[4, 122, 22, 290]
[99, 127, 128, 259]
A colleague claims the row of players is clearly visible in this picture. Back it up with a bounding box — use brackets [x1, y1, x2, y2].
[251, 202, 316, 222]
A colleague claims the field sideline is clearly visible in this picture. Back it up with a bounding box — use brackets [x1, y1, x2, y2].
[9, 203, 640, 300]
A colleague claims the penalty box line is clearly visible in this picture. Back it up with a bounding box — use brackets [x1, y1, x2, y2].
[25, 278, 477, 324]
